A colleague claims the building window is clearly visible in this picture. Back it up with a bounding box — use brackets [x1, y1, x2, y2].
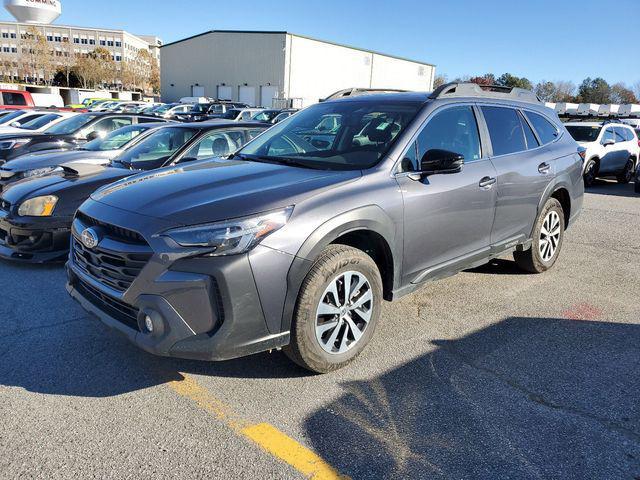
[115, 41, 122, 47]
[10, 32, 16, 39]
[11, 47, 17, 53]
[107, 40, 114, 47]
[62, 35, 68, 42]
[89, 38, 95, 45]
[2, 47, 9, 53]
[100, 40, 106, 46]
[81, 38, 88, 44]
[2, 33, 8, 39]
[46, 35, 53, 41]
[73, 38, 80, 44]
[54, 35, 61, 42]
[115, 55, 121, 62]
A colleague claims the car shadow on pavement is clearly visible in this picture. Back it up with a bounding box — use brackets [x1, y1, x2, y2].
[587, 180, 638, 198]
[304, 317, 640, 479]
[466, 258, 527, 276]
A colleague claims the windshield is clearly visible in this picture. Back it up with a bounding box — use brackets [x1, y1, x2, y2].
[252, 110, 279, 122]
[566, 125, 602, 142]
[83, 124, 151, 151]
[154, 104, 175, 113]
[239, 101, 422, 170]
[0, 110, 28, 125]
[44, 114, 100, 135]
[18, 113, 61, 131]
[114, 127, 197, 170]
[190, 104, 210, 113]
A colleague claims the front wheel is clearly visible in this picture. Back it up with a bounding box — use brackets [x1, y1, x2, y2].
[284, 244, 382, 373]
[617, 159, 635, 184]
[514, 198, 565, 274]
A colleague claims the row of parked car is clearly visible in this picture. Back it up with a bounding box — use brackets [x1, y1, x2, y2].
[0, 82, 635, 374]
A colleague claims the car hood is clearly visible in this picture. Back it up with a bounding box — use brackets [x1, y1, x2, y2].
[1, 150, 113, 173]
[91, 158, 361, 226]
[1, 164, 134, 208]
[0, 132, 45, 141]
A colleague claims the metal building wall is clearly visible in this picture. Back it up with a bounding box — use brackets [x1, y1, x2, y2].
[161, 32, 287, 104]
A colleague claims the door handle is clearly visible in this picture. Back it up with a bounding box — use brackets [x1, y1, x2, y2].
[538, 162, 551, 174]
[479, 176, 497, 188]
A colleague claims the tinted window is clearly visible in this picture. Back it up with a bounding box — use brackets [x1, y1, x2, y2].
[519, 112, 539, 149]
[566, 125, 601, 142]
[13, 114, 42, 125]
[417, 106, 481, 163]
[82, 116, 133, 138]
[481, 106, 526, 156]
[183, 130, 244, 160]
[602, 128, 615, 144]
[19, 113, 62, 130]
[137, 117, 162, 124]
[2, 92, 27, 106]
[84, 124, 151, 151]
[45, 114, 100, 134]
[614, 127, 626, 143]
[524, 111, 558, 145]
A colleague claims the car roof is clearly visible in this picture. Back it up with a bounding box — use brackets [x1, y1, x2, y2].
[169, 120, 270, 129]
[328, 91, 431, 104]
[564, 122, 603, 127]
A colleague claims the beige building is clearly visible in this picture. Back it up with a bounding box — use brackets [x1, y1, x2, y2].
[161, 30, 435, 107]
[0, 20, 161, 82]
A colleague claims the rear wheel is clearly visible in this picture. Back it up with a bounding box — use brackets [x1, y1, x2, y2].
[583, 159, 598, 187]
[617, 158, 635, 184]
[514, 198, 565, 274]
[284, 244, 382, 373]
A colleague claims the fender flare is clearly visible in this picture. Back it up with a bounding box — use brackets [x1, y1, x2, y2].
[280, 205, 399, 333]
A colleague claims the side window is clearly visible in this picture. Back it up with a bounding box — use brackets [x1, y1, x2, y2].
[602, 128, 615, 144]
[519, 111, 539, 149]
[626, 128, 637, 142]
[15, 114, 42, 125]
[614, 127, 627, 143]
[481, 106, 526, 156]
[416, 106, 481, 163]
[399, 141, 419, 172]
[182, 131, 233, 160]
[523, 111, 559, 145]
[2, 92, 27, 106]
[90, 117, 133, 135]
[241, 111, 252, 121]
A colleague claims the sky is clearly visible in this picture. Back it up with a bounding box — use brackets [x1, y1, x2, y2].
[1, 0, 638, 87]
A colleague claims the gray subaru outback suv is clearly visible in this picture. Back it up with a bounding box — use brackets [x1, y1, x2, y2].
[66, 83, 584, 373]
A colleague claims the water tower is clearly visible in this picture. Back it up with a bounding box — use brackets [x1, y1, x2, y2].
[4, 0, 62, 24]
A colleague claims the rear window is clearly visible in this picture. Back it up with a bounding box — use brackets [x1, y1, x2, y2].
[481, 106, 526, 156]
[565, 125, 601, 142]
[2, 92, 27, 106]
[524, 111, 558, 145]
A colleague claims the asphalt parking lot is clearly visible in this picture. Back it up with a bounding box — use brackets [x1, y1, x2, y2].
[1, 180, 639, 480]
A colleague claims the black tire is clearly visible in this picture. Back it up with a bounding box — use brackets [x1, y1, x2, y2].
[284, 244, 383, 373]
[617, 158, 635, 184]
[513, 198, 565, 274]
[635, 178, 640, 194]
[583, 158, 598, 187]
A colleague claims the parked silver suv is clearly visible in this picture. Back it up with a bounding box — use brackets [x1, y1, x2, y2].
[66, 83, 584, 373]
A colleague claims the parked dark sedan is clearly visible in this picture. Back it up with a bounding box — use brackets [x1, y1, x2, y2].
[0, 122, 268, 262]
[0, 123, 164, 190]
[0, 112, 166, 163]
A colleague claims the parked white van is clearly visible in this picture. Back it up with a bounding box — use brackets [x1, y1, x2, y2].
[555, 102, 579, 116]
[577, 103, 600, 116]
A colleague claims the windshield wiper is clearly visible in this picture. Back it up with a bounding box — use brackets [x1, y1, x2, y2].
[241, 154, 318, 169]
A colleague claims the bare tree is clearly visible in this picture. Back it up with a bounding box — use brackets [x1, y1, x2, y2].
[20, 27, 55, 85]
[56, 39, 75, 87]
[633, 81, 640, 102]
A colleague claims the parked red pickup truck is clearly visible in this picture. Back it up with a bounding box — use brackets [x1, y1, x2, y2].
[0, 89, 35, 110]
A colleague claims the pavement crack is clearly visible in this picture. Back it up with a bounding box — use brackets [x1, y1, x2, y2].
[0, 316, 87, 342]
[439, 343, 640, 444]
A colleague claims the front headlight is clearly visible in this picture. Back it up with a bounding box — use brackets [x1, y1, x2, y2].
[18, 195, 58, 217]
[0, 138, 31, 150]
[161, 207, 293, 256]
[23, 166, 57, 178]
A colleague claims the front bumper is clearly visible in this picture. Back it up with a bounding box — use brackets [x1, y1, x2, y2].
[0, 209, 71, 262]
[66, 201, 294, 361]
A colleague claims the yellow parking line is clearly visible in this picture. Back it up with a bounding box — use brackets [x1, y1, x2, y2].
[168, 374, 348, 480]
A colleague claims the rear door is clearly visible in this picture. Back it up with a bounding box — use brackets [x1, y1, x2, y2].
[613, 126, 632, 170]
[481, 106, 556, 246]
[598, 127, 618, 173]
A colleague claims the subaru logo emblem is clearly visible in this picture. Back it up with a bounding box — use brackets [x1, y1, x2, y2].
[80, 228, 100, 249]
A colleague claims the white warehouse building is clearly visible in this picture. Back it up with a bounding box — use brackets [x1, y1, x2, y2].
[161, 30, 436, 107]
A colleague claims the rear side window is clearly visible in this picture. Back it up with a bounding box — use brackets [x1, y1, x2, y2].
[417, 105, 482, 163]
[524, 111, 559, 145]
[614, 127, 626, 143]
[481, 106, 526, 156]
[2, 92, 27, 106]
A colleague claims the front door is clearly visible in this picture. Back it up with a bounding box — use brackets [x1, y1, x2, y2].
[397, 105, 497, 284]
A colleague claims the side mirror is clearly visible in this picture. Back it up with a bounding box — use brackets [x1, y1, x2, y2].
[86, 131, 103, 141]
[420, 149, 464, 175]
[602, 139, 615, 147]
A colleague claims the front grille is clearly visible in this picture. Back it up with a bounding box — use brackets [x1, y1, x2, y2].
[72, 237, 152, 292]
[76, 278, 140, 331]
[76, 211, 146, 245]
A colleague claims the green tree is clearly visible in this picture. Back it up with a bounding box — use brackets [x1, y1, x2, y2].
[577, 77, 612, 103]
[496, 73, 532, 90]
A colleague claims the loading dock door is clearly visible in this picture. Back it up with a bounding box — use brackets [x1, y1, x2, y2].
[239, 86, 256, 106]
[192, 86, 205, 97]
[217, 85, 232, 101]
[260, 85, 279, 108]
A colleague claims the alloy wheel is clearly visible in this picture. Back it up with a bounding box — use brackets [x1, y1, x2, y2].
[315, 271, 373, 354]
[539, 210, 561, 262]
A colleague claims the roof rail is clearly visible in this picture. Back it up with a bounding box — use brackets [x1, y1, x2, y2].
[429, 82, 541, 104]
